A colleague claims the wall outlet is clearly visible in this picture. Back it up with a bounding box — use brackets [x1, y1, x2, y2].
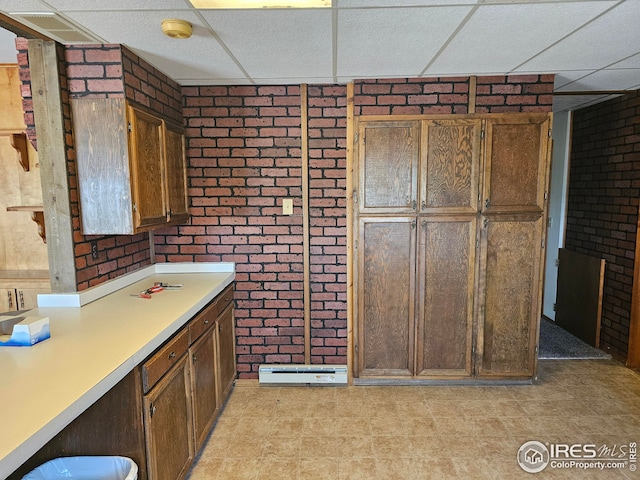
[91, 241, 98, 259]
[283, 198, 293, 215]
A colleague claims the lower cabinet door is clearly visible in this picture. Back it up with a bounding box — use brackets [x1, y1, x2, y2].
[216, 303, 236, 405]
[190, 328, 219, 450]
[143, 355, 194, 480]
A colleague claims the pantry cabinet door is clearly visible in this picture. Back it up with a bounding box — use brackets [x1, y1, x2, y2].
[357, 121, 420, 215]
[481, 114, 551, 215]
[415, 217, 476, 377]
[476, 215, 544, 378]
[420, 119, 481, 215]
[355, 217, 416, 377]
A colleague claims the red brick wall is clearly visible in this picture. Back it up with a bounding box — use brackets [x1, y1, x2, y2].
[154, 85, 306, 377]
[308, 85, 348, 364]
[64, 44, 187, 289]
[152, 75, 553, 378]
[14, 38, 36, 149]
[475, 74, 554, 113]
[565, 91, 640, 360]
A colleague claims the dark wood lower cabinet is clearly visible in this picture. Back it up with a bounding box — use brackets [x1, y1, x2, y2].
[143, 356, 194, 480]
[190, 328, 218, 450]
[9, 285, 236, 480]
[216, 303, 236, 404]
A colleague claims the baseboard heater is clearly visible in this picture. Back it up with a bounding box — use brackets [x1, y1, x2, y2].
[258, 364, 348, 385]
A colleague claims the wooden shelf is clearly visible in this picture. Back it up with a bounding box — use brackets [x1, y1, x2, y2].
[6, 206, 46, 244]
[0, 130, 29, 171]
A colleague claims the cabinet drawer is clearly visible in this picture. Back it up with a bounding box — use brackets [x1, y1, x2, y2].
[142, 328, 189, 393]
[217, 285, 234, 312]
[188, 301, 217, 344]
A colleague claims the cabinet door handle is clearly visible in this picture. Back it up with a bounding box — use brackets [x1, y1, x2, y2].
[150, 403, 156, 418]
[192, 354, 197, 363]
[168, 351, 176, 360]
[485, 198, 491, 209]
[19, 291, 24, 309]
[203, 319, 209, 325]
[7, 291, 13, 309]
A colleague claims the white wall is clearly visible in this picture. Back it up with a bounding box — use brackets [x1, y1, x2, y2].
[0, 27, 17, 63]
[543, 110, 572, 320]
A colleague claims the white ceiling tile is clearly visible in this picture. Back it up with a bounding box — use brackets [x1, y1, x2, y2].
[337, 6, 472, 78]
[43, 0, 192, 11]
[609, 52, 640, 69]
[63, 10, 247, 83]
[558, 68, 640, 92]
[520, 1, 640, 71]
[553, 93, 622, 113]
[427, 1, 617, 75]
[0, 0, 53, 13]
[200, 9, 333, 80]
[337, 0, 476, 6]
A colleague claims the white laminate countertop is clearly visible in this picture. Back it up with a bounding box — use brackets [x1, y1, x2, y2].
[0, 262, 235, 478]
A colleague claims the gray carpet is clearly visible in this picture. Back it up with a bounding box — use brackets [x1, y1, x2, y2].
[538, 318, 612, 360]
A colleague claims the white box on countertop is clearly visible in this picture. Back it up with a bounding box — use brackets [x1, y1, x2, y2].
[0, 314, 50, 346]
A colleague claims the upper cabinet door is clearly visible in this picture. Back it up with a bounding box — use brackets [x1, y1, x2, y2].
[128, 105, 167, 230]
[357, 121, 420, 214]
[482, 114, 552, 214]
[164, 122, 189, 224]
[420, 119, 481, 215]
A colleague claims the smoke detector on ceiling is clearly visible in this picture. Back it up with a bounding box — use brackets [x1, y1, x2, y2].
[161, 19, 192, 39]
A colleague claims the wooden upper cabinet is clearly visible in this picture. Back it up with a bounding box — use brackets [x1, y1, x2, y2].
[482, 114, 551, 214]
[420, 119, 481, 214]
[357, 121, 420, 214]
[164, 121, 189, 225]
[72, 98, 189, 235]
[128, 105, 167, 230]
[356, 217, 416, 377]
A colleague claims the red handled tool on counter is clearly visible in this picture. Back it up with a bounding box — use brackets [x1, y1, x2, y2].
[130, 282, 182, 299]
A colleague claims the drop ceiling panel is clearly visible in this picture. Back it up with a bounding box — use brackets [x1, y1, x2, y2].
[200, 9, 332, 81]
[0, 0, 53, 12]
[337, 0, 477, 6]
[427, 1, 617, 75]
[63, 10, 246, 82]
[608, 52, 640, 69]
[44, 0, 191, 11]
[519, 1, 640, 72]
[337, 6, 471, 78]
[553, 93, 621, 114]
[558, 69, 640, 92]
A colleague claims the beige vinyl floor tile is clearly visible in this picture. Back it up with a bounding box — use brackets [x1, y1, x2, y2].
[187, 359, 640, 479]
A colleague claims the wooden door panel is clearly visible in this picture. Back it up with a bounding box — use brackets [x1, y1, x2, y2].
[421, 119, 481, 214]
[477, 216, 543, 377]
[143, 355, 193, 480]
[190, 329, 218, 451]
[357, 121, 420, 214]
[357, 218, 415, 376]
[482, 114, 551, 214]
[128, 105, 166, 230]
[216, 303, 236, 403]
[164, 122, 189, 224]
[416, 217, 476, 377]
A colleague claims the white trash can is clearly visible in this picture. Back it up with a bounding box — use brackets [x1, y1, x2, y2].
[22, 456, 137, 480]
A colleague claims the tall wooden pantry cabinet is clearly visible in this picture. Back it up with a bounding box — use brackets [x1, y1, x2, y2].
[352, 113, 552, 382]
